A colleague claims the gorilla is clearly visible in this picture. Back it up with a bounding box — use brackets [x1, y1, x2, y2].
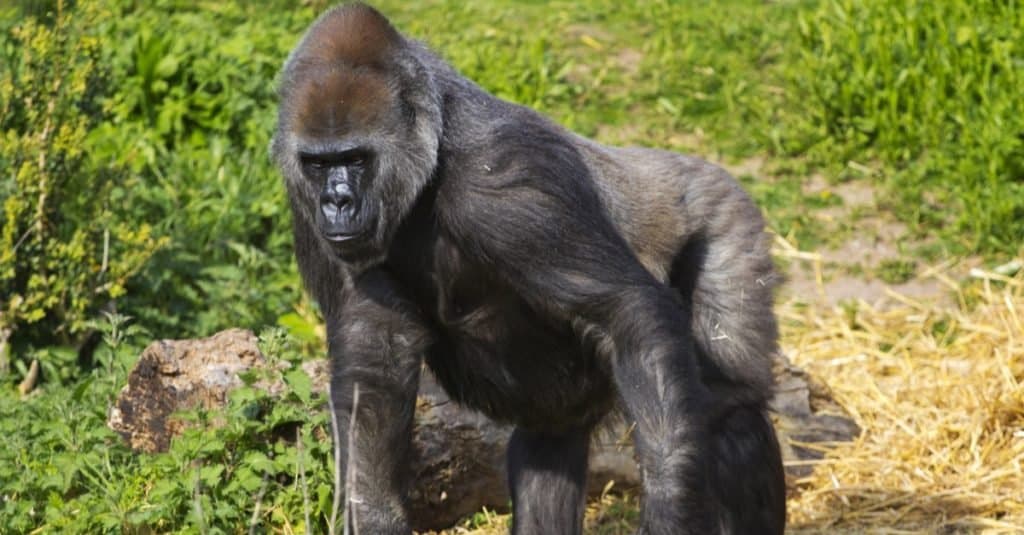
[272, 4, 785, 534]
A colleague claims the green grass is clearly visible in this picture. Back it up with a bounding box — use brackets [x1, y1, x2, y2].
[875, 258, 917, 285]
[793, 0, 1024, 254]
[0, 325, 334, 534]
[2, 0, 1022, 532]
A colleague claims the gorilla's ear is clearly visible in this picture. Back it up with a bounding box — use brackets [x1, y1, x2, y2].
[300, 2, 404, 69]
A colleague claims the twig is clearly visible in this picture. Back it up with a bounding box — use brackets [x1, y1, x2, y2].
[193, 467, 208, 535]
[10, 226, 35, 255]
[327, 382, 343, 535]
[18, 359, 40, 397]
[248, 471, 270, 535]
[344, 383, 361, 535]
[100, 228, 110, 275]
[297, 426, 311, 535]
[0, 325, 10, 377]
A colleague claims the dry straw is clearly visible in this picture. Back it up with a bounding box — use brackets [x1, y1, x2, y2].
[782, 259, 1023, 533]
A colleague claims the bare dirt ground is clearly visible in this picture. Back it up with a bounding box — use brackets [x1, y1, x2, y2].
[720, 157, 980, 310]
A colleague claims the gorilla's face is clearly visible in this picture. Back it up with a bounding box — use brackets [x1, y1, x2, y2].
[281, 132, 396, 265]
[299, 144, 378, 247]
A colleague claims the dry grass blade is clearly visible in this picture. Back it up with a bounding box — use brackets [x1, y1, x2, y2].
[345, 383, 361, 535]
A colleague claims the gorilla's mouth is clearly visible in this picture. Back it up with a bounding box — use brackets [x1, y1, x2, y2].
[323, 231, 358, 243]
[318, 206, 377, 247]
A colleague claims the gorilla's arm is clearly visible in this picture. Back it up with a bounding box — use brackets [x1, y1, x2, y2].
[327, 268, 432, 533]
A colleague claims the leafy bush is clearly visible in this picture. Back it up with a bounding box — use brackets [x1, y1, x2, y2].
[0, 1, 165, 356]
[1, 1, 327, 377]
[88, 1, 312, 339]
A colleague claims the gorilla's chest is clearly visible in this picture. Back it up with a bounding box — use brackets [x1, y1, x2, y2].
[428, 243, 577, 373]
[431, 262, 612, 428]
[390, 233, 612, 429]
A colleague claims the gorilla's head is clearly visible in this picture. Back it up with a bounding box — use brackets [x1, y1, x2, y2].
[272, 3, 441, 266]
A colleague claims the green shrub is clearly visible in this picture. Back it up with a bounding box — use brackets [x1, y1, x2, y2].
[1, 1, 325, 377]
[0, 1, 166, 358]
[86, 2, 312, 339]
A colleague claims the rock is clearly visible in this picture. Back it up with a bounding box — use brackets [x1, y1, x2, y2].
[408, 373, 511, 528]
[110, 330, 860, 530]
[770, 352, 863, 479]
[108, 328, 267, 452]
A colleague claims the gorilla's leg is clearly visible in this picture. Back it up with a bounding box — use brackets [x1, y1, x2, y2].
[612, 342, 714, 535]
[507, 427, 591, 535]
[707, 404, 786, 534]
[668, 224, 786, 533]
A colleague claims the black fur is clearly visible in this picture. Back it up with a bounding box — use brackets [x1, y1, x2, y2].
[273, 4, 786, 534]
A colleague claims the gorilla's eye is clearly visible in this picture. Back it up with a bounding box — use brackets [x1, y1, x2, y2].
[337, 150, 370, 168]
[299, 149, 371, 176]
[299, 156, 326, 177]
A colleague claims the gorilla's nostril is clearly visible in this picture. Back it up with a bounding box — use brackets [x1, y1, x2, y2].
[320, 200, 339, 220]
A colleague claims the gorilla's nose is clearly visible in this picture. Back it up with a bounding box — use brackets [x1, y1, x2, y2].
[320, 182, 356, 221]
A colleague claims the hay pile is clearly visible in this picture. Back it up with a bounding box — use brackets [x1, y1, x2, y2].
[438, 259, 1024, 534]
[784, 262, 1024, 533]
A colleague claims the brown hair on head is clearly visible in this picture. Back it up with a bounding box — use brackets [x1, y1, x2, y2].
[292, 66, 394, 138]
[298, 2, 402, 70]
[282, 4, 403, 137]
